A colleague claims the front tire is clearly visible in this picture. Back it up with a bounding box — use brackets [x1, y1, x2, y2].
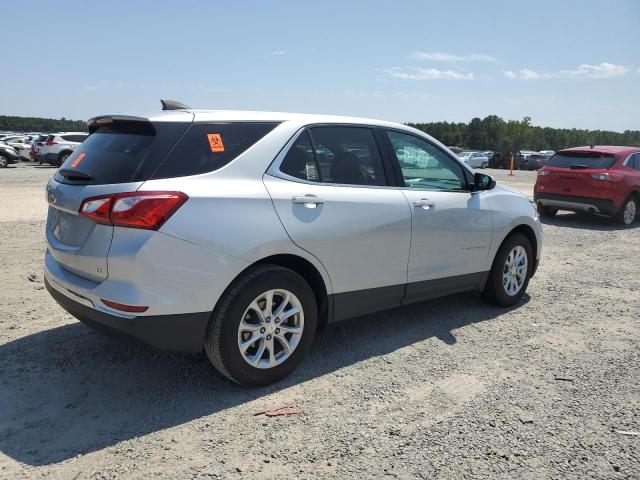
[481, 161, 488, 169]
[615, 197, 637, 226]
[0, 154, 8, 168]
[204, 265, 317, 386]
[482, 233, 533, 307]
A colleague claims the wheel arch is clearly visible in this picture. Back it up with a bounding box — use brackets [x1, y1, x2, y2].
[213, 253, 332, 332]
[254, 254, 331, 330]
[502, 224, 539, 275]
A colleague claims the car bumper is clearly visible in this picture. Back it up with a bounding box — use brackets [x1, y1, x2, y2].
[45, 276, 210, 353]
[534, 192, 616, 216]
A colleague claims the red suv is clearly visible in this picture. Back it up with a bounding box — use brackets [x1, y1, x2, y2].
[534, 146, 640, 226]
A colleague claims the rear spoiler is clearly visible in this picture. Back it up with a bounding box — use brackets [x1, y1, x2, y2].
[86, 115, 155, 135]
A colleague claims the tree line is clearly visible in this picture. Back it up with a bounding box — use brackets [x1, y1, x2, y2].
[407, 115, 640, 152]
[2, 114, 639, 152]
[0, 116, 87, 133]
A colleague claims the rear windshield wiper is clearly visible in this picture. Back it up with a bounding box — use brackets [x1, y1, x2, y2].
[58, 169, 94, 181]
[569, 164, 589, 170]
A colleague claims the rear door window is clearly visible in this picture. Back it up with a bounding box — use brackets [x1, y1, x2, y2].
[279, 131, 319, 182]
[307, 126, 387, 186]
[546, 152, 617, 169]
[152, 122, 279, 179]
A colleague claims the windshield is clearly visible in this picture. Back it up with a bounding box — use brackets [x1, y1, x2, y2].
[546, 152, 617, 170]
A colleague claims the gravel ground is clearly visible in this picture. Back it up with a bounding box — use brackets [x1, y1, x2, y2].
[0, 162, 638, 479]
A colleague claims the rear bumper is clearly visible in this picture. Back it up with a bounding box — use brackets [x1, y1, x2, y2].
[533, 192, 616, 216]
[45, 277, 209, 353]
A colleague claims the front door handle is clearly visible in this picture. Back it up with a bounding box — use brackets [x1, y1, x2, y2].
[413, 198, 434, 210]
[292, 194, 324, 208]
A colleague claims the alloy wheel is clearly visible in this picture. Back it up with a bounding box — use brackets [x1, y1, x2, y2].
[502, 245, 528, 296]
[237, 289, 304, 369]
[623, 200, 636, 225]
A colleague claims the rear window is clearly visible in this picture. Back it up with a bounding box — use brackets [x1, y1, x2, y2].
[55, 121, 278, 185]
[546, 152, 617, 170]
[55, 122, 190, 185]
[151, 122, 279, 179]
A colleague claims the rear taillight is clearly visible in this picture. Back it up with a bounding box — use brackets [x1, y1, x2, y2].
[79, 191, 188, 230]
[590, 173, 623, 182]
[537, 170, 550, 176]
[46, 140, 57, 146]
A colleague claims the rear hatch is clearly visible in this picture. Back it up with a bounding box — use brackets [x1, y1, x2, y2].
[537, 151, 617, 197]
[46, 117, 191, 282]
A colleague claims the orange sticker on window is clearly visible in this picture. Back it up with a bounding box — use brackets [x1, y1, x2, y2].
[70, 152, 86, 168]
[207, 133, 225, 153]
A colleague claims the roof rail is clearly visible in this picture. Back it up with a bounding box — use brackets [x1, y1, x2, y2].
[160, 99, 191, 111]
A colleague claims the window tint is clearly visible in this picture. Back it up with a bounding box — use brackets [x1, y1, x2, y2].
[280, 131, 319, 181]
[386, 130, 466, 190]
[153, 122, 278, 179]
[55, 122, 190, 185]
[633, 153, 640, 170]
[307, 126, 386, 186]
[546, 152, 616, 170]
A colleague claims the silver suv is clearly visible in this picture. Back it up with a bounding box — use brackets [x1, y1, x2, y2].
[44, 101, 542, 386]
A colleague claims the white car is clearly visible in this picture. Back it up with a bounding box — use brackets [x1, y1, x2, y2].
[44, 101, 542, 386]
[40, 132, 88, 166]
[459, 151, 489, 169]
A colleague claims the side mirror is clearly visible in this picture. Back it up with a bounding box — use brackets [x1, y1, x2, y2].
[474, 172, 496, 191]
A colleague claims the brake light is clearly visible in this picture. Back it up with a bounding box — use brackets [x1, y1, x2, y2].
[46, 140, 57, 146]
[79, 191, 188, 230]
[537, 170, 550, 176]
[590, 173, 623, 182]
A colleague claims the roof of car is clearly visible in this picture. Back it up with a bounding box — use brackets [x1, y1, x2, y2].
[133, 109, 411, 130]
[53, 132, 88, 135]
[559, 145, 640, 156]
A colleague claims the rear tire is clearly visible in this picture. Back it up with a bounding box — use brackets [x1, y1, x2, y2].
[204, 265, 317, 386]
[57, 151, 72, 166]
[481, 161, 488, 169]
[615, 196, 637, 226]
[537, 203, 557, 218]
[482, 233, 533, 307]
[0, 154, 8, 168]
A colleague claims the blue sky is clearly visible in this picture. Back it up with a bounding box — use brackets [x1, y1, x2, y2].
[2, 0, 638, 131]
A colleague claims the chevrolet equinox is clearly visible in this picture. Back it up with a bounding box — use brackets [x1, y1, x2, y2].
[44, 100, 542, 386]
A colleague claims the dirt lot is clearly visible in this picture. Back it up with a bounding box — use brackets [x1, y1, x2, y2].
[0, 163, 638, 479]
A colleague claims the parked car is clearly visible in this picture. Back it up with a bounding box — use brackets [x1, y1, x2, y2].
[459, 151, 490, 168]
[539, 150, 555, 158]
[39, 132, 88, 166]
[0, 142, 20, 167]
[522, 153, 548, 170]
[44, 102, 542, 386]
[28, 134, 49, 161]
[534, 146, 640, 226]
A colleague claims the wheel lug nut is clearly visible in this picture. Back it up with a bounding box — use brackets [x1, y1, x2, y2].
[260, 327, 266, 333]
[275, 328, 280, 334]
[265, 317, 270, 323]
[266, 334, 272, 340]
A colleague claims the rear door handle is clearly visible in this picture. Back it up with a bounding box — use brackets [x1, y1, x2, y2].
[292, 195, 324, 208]
[413, 198, 434, 210]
